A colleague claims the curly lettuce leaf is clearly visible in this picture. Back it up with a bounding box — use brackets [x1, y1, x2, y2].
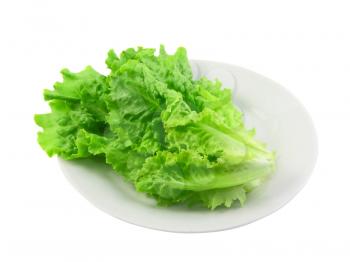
[35, 45, 275, 209]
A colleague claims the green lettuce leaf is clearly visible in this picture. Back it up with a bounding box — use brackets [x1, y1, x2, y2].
[35, 45, 275, 209]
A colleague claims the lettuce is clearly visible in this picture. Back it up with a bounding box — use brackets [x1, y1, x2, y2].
[35, 46, 275, 209]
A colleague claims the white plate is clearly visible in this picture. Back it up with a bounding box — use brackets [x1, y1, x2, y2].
[59, 60, 318, 233]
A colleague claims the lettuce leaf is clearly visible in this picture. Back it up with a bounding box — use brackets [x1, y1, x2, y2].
[35, 45, 275, 209]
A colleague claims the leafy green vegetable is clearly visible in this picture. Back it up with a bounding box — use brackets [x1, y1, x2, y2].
[35, 46, 275, 209]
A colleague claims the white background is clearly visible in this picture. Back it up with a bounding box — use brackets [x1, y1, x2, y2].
[1, 0, 349, 261]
